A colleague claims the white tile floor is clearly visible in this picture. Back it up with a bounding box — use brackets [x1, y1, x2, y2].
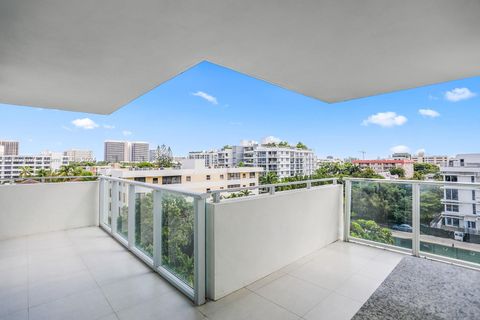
[0, 227, 405, 320]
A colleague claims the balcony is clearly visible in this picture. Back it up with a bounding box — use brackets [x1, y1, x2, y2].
[1, 177, 480, 319]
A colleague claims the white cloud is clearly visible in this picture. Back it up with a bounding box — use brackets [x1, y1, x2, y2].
[390, 145, 410, 154]
[192, 91, 218, 105]
[122, 130, 132, 136]
[103, 124, 115, 129]
[418, 109, 440, 118]
[362, 112, 407, 127]
[71, 118, 99, 130]
[261, 136, 282, 144]
[444, 87, 476, 102]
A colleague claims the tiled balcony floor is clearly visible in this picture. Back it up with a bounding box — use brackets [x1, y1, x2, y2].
[0, 227, 404, 320]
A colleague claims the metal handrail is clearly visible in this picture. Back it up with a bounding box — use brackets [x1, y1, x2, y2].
[99, 175, 208, 198]
[0, 176, 98, 183]
[343, 177, 480, 188]
[209, 177, 338, 203]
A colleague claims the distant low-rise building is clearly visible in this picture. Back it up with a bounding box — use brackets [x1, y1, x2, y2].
[99, 159, 264, 193]
[412, 152, 449, 167]
[352, 159, 414, 178]
[0, 154, 69, 179]
[64, 149, 94, 162]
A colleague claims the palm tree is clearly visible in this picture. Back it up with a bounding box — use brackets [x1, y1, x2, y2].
[259, 172, 278, 185]
[19, 166, 33, 178]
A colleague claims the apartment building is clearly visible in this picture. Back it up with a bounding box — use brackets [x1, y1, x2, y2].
[130, 142, 149, 162]
[188, 150, 219, 167]
[0, 154, 69, 179]
[412, 153, 449, 167]
[189, 143, 316, 178]
[104, 140, 149, 163]
[0, 140, 19, 156]
[64, 149, 95, 162]
[439, 154, 480, 233]
[99, 159, 263, 193]
[352, 159, 415, 178]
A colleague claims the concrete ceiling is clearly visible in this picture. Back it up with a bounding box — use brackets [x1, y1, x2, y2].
[1, 0, 480, 114]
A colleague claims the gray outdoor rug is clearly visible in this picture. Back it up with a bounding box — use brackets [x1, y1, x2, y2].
[352, 256, 480, 320]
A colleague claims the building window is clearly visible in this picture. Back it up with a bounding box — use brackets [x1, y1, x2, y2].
[445, 189, 459, 200]
[162, 176, 181, 184]
[220, 174, 224, 179]
[227, 184, 241, 188]
[445, 217, 460, 227]
[249, 172, 255, 178]
[445, 204, 459, 212]
[220, 187, 224, 190]
[473, 190, 476, 201]
[206, 175, 211, 180]
[472, 176, 475, 183]
[152, 178, 158, 184]
[206, 188, 211, 192]
[242, 173, 246, 178]
[249, 183, 255, 186]
[134, 177, 146, 183]
[445, 175, 458, 182]
[467, 221, 476, 229]
[474, 204, 477, 215]
[228, 173, 240, 180]
[186, 176, 191, 182]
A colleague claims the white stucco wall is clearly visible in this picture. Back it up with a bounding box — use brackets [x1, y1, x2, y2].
[0, 181, 99, 240]
[206, 185, 343, 300]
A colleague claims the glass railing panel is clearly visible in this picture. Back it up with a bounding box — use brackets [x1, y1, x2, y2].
[161, 191, 195, 288]
[134, 188, 154, 258]
[420, 184, 480, 264]
[116, 182, 129, 240]
[350, 181, 413, 250]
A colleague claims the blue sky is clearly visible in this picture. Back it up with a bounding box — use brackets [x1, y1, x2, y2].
[0, 61, 479, 160]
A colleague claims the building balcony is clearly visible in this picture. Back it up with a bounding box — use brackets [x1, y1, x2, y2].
[1, 177, 480, 319]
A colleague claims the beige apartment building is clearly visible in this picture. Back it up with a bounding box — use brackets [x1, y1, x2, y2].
[352, 159, 414, 178]
[99, 159, 263, 193]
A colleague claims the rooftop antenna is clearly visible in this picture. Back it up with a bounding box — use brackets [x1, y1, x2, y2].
[359, 150, 366, 160]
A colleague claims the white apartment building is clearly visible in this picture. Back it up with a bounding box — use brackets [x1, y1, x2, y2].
[188, 150, 219, 167]
[0, 140, 19, 156]
[64, 149, 95, 162]
[0, 154, 69, 179]
[241, 144, 316, 178]
[188, 143, 316, 178]
[104, 140, 149, 163]
[440, 154, 480, 233]
[99, 159, 263, 193]
[352, 159, 415, 178]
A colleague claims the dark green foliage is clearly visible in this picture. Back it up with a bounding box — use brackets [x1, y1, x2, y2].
[134, 192, 194, 287]
[350, 219, 394, 244]
[389, 167, 405, 178]
[296, 142, 308, 149]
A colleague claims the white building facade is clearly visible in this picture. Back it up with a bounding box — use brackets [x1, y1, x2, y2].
[64, 149, 95, 162]
[440, 154, 480, 233]
[189, 143, 316, 178]
[0, 155, 69, 179]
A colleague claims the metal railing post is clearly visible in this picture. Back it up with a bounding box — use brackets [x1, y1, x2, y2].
[306, 181, 312, 189]
[153, 190, 163, 268]
[194, 196, 206, 305]
[344, 180, 352, 242]
[412, 183, 421, 257]
[111, 181, 119, 235]
[98, 177, 105, 225]
[127, 184, 136, 249]
[269, 185, 276, 195]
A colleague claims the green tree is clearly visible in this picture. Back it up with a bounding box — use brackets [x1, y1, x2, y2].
[296, 142, 308, 150]
[259, 172, 279, 185]
[389, 167, 405, 178]
[238, 161, 245, 167]
[350, 219, 394, 244]
[136, 162, 154, 168]
[278, 141, 290, 147]
[19, 166, 33, 178]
